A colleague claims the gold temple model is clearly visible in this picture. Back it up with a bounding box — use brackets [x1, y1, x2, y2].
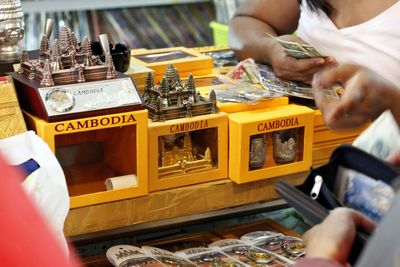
[158, 132, 214, 177]
[142, 64, 218, 121]
[17, 26, 117, 87]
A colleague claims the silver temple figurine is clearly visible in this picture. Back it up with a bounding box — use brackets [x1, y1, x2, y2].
[142, 64, 218, 121]
[17, 26, 117, 86]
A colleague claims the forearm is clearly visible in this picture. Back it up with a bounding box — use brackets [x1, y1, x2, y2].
[228, 16, 277, 64]
[228, 0, 299, 64]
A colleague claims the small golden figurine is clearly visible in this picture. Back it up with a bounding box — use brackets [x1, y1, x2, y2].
[158, 132, 214, 178]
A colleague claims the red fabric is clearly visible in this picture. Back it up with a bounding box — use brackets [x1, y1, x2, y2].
[0, 155, 81, 267]
[293, 258, 345, 267]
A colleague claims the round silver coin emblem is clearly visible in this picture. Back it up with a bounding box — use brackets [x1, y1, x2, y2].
[45, 88, 75, 113]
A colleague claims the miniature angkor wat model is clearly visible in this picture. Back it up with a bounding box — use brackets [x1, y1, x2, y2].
[142, 64, 218, 121]
[158, 132, 214, 177]
[17, 26, 117, 87]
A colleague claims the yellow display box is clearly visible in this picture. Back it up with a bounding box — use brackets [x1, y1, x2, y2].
[125, 64, 154, 93]
[312, 110, 369, 166]
[192, 45, 231, 54]
[229, 105, 314, 183]
[24, 110, 148, 208]
[148, 112, 228, 191]
[131, 47, 213, 83]
[197, 83, 289, 113]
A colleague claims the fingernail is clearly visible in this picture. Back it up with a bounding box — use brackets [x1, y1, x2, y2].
[316, 59, 325, 65]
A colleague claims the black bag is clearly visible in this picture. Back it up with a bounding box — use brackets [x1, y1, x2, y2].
[275, 144, 400, 264]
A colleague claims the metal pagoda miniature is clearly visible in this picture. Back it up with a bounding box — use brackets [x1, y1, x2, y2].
[17, 26, 117, 86]
[142, 64, 218, 121]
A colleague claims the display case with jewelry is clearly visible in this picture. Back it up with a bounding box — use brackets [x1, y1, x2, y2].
[241, 231, 306, 261]
[141, 246, 197, 266]
[228, 104, 314, 183]
[176, 247, 246, 267]
[106, 245, 163, 267]
[209, 239, 292, 267]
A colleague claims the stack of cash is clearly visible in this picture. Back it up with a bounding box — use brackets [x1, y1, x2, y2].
[258, 64, 340, 99]
[267, 33, 324, 59]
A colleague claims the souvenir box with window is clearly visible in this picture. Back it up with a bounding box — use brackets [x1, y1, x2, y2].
[130, 47, 213, 83]
[148, 112, 228, 192]
[228, 105, 314, 183]
[24, 109, 148, 208]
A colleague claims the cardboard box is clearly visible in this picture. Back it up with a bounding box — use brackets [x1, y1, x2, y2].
[229, 105, 314, 183]
[24, 110, 148, 208]
[148, 113, 228, 191]
[131, 47, 213, 83]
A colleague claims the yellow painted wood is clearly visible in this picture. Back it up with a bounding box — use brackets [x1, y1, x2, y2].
[148, 113, 228, 191]
[24, 110, 149, 208]
[130, 47, 214, 83]
[65, 172, 306, 237]
[228, 104, 314, 183]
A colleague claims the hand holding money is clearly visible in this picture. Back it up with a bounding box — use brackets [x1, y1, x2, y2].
[267, 32, 325, 59]
[265, 33, 333, 82]
[312, 64, 399, 129]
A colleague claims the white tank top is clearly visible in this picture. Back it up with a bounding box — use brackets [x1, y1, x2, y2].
[297, 1, 400, 159]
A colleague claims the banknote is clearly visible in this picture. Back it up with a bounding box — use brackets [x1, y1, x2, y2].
[285, 48, 312, 59]
[335, 166, 394, 222]
[301, 44, 323, 57]
[258, 64, 339, 99]
[266, 33, 324, 59]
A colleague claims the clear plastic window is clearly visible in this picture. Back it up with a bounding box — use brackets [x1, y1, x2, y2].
[158, 127, 218, 178]
[249, 127, 304, 171]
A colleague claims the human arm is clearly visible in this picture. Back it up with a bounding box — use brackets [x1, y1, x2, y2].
[312, 64, 400, 129]
[229, 0, 331, 82]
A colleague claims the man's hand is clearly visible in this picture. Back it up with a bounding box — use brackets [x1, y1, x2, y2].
[304, 208, 376, 264]
[312, 64, 396, 129]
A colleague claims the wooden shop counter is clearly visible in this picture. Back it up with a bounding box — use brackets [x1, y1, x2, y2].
[65, 172, 306, 237]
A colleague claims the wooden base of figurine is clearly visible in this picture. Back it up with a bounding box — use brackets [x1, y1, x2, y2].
[10, 72, 144, 122]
